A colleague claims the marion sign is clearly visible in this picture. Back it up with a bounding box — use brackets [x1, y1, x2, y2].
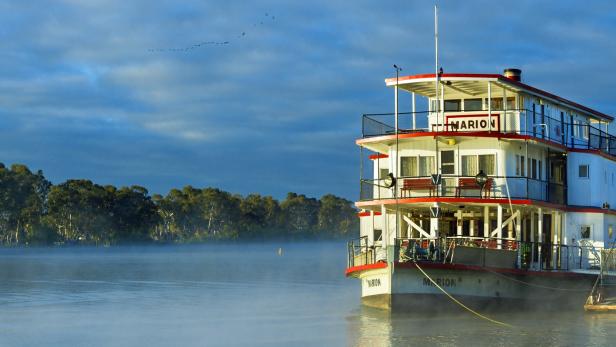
[445, 114, 500, 132]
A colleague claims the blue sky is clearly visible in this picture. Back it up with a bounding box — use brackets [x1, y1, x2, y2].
[1, 0, 615, 200]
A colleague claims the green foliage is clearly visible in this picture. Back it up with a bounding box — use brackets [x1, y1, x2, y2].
[0, 162, 359, 245]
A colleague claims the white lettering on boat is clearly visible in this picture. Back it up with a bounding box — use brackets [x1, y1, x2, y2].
[366, 278, 381, 287]
[422, 277, 456, 288]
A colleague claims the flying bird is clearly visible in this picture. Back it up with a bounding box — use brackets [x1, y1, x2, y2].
[148, 13, 275, 53]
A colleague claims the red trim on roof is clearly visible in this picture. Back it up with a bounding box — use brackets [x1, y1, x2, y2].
[357, 132, 568, 152]
[498, 76, 614, 121]
[368, 154, 389, 160]
[357, 211, 382, 217]
[384, 72, 613, 121]
[345, 262, 388, 277]
[569, 148, 616, 163]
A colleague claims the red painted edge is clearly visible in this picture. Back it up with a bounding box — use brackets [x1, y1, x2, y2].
[356, 197, 534, 207]
[383, 73, 613, 121]
[355, 197, 616, 215]
[357, 211, 382, 217]
[357, 132, 568, 152]
[368, 154, 389, 160]
[394, 261, 594, 278]
[345, 262, 388, 276]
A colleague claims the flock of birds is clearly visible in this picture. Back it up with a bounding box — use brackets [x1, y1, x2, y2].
[148, 13, 275, 53]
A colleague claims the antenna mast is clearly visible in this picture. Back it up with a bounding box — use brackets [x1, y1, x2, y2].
[434, 4, 439, 132]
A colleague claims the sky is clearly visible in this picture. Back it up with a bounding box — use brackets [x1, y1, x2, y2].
[1, 0, 616, 201]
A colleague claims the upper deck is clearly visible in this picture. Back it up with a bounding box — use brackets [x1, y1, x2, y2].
[360, 72, 615, 157]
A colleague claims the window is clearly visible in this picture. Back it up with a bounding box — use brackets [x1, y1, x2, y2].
[379, 168, 389, 180]
[489, 97, 515, 111]
[464, 98, 482, 111]
[441, 151, 455, 174]
[515, 155, 520, 175]
[520, 155, 525, 177]
[538, 160, 542, 180]
[580, 225, 591, 239]
[609, 225, 613, 239]
[478, 155, 496, 175]
[531, 159, 537, 179]
[400, 157, 417, 177]
[573, 120, 579, 138]
[374, 229, 383, 242]
[582, 122, 589, 140]
[444, 99, 461, 112]
[419, 156, 435, 176]
[461, 154, 495, 176]
[462, 155, 477, 176]
[579, 165, 589, 178]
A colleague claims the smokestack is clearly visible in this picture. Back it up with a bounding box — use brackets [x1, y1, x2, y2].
[503, 68, 522, 82]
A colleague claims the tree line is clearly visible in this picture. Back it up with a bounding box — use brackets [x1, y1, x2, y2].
[0, 163, 358, 245]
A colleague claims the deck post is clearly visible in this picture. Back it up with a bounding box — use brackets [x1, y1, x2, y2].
[497, 205, 503, 249]
[553, 212, 559, 270]
[516, 210, 522, 268]
[530, 211, 536, 269]
[488, 81, 492, 133]
[430, 211, 439, 240]
[412, 92, 416, 130]
[456, 209, 463, 236]
[483, 206, 489, 239]
[538, 208, 543, 270]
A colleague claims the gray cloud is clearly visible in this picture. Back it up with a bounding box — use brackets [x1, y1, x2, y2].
[0, 0, 615, 199]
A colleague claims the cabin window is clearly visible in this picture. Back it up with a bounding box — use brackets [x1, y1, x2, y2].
[379, 168, 389, 180]
[373, 229, 383, 243]
[419, 156, 435, 176]
[515, 155, 520, 175]
[461, 154, 495, 176]
[441, 151, 455, 174]
[489, 97, 515, 111]
[573, 120, 579, 138]
[579, 165, 589, 178]
[582, 122, 589, 140]
[580, 225, 591, 239]
[400, 157, 417, 177]
[538, 160, 542, 180]
[478, 155, 495, 175]
[520, 155, 525, 177]
[464, 98, 482, 111]
[444, 99, 461, 112]
[531, 159, 537, 179]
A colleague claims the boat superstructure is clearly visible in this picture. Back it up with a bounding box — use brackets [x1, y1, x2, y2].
[347, 69, 616, 310]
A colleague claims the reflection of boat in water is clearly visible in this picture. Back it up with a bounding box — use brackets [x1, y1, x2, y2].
[346, 65, 616, 311]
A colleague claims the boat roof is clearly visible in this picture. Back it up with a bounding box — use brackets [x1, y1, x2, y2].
[384, 73, 613, 122]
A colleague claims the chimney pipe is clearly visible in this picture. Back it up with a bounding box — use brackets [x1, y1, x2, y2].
[503, 68, 522, 82]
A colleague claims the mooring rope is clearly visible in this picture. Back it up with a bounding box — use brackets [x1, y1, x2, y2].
[413, 261, 513, 328]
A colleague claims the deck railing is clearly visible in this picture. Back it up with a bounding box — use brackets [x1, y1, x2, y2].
[360, 175, 566, 204]
[362, 109, 616, 157]
[347, 236, 601, 272]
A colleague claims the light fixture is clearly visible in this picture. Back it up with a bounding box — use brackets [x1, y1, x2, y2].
[384, 172, 396, 188]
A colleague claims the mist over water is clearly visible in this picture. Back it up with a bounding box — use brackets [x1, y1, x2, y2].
[0, 242, 615, 346]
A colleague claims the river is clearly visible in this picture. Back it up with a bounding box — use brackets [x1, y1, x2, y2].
[0, 242, 614, 346]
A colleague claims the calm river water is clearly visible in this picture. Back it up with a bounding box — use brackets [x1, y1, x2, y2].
[0, 242, 615, 346]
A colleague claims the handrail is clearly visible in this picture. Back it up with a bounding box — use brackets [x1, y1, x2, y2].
[361, 109, 616, 158]
[360, 175, 566, 204]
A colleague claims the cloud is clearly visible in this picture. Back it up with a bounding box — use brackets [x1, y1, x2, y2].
[0, 0, 615, 199]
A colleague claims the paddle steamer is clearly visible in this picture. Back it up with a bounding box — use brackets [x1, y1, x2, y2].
[347, 68, 616, 310]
